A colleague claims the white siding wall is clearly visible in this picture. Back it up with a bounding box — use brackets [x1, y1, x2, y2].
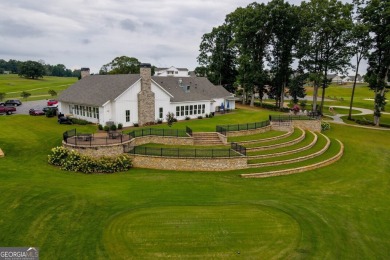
[113, 81, 141, 127]
[152, 83, 172, 121]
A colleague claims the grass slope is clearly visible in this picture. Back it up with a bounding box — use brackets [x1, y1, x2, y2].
[0, 109, 389, 259]
[0, 74, 77, 101]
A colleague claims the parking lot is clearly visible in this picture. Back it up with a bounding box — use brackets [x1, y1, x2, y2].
[3, 100, 51, 115]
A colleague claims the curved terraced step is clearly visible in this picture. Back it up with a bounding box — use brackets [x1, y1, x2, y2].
[236, 130, 293, 144]
[247, 133, 330, 167]
[241, 139, 344, 178]
[247, 131, 317, 159]
[245, 127, 305, 151]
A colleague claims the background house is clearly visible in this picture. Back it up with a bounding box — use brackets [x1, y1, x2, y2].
[154, 66, 190, 77]
[58, 64, 235, 127]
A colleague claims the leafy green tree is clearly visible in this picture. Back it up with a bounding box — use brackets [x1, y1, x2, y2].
[289, 68, 307, 104]
[357, 0, 390, 126]
[267, 0, 302, 108]
[48, 89, 57, 97]
[198, 24, 237, 91]
[297, 0, 353, 113]
[21, 91, 31, 100]
[99, 56, 140, 74]
[348, 4, 372, 120]
[18, 60, 45, 79]
[227, 3, 271, 106]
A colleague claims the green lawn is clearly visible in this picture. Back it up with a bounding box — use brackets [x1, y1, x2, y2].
[0, 108, 390, 259]
[0, 74, 77, 101]
[303, 83, 379, 110]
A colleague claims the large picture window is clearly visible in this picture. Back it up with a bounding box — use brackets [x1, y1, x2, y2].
[176, 106, 180, 117]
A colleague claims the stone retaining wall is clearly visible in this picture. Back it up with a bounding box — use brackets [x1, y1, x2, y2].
[292, 120, 321, 132]
[130, 155, 248, 171]
[247, 128, 305, 152]
[62, 141, 126, 157]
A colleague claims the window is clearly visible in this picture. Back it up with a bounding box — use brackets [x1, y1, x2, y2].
[190, 105, 193, 115]
[176, 106, 180, 117]
[185, 106, 189, 116]
[80, 106, 85, 116]
[194, 105, 197, 115]
[93, 107, 99, 119]
[198, 104, 201, 114]
[75, 105, 79, 115]
[181, 106, 184, 116]
[159, 107, 163, 119]
[126, 110, 130, 122]
[88, 107, 92, 117]
[202, 104, 205, 114]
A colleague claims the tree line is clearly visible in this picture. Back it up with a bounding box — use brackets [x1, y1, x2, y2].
[0, 59, 81, 79]
[196, 0, 389, 126]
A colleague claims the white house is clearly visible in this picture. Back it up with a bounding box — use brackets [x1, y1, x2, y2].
[154, 66, 190, 77]
[58, 64, 235, 127]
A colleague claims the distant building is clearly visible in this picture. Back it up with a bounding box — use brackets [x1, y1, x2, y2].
[154, 66, 189, 77]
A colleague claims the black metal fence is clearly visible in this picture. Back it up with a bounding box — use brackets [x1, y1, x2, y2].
[269, 114, 320, 122]
[186, 126, 193, 136]
[216, 120, 270, 136]
[63, 129, 76, 142]
[231, 142, 246, 156]
[128, 147, 243, 158]
[128, 128, 189, 138]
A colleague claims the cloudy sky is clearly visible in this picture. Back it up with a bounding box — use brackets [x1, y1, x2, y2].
[0, 0, 360, 74]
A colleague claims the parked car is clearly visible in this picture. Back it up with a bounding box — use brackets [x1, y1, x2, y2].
[47, 99, 58, 106]
[43, 106, 58, 113]
[0, 105, 16, 115]
[29, 109, 45, 116]
[58, 116, 73, 124]
[4, 99, 22, 106]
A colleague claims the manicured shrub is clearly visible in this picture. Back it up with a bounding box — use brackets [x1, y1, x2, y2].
[110, 124, 117, 131]
[198, 115, 203, 119]
[133, 122, 139, 127]
[205, 114, 209, 118]
[185, 116, 190, 120]
[321, 121, 331, 131]
[71, 118, 90, 125]
[157, 118, 163, 124]
[117, 123, 123, 130]
[48, 147, 132, 173]
[103, 125, 110, 131]
[98, 124, 103, 130]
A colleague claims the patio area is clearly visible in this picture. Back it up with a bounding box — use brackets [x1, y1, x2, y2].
[63, 130, 132, 147]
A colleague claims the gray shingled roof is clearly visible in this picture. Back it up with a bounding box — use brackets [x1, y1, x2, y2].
[58, 74, 140, 106]
[58, 74, 233, 106]
[153, 76, 232, 102]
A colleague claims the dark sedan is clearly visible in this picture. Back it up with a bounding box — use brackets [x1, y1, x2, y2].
[29, 109, 45, 116]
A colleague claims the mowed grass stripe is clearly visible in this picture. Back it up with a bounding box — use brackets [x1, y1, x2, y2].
[248, 132, 327, 164]
[244, 128, 304, 148]
[227, 130, 288, 143]
[247, 130, 315, 156]
[237, 138, 341, 174]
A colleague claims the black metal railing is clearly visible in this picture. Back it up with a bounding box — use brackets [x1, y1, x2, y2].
[128, 147, 243, 158]
[63, 129, 76, 143]
[231, 142, 246, 156]
[269, 114, 320, 122]
[63, 129, 132, 146]
[128, 128, 189, 138]
[216, 120, 270, 135]
[186, 126, 193, 136]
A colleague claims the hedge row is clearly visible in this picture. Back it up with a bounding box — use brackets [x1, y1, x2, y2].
[48, 147, 132, 173]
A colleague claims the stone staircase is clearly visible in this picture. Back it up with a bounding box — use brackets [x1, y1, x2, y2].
[192, 132, 223, 145]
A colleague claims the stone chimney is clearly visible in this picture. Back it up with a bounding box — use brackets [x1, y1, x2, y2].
[138, 63, 155, 125]
[80, 68, 90, 79]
